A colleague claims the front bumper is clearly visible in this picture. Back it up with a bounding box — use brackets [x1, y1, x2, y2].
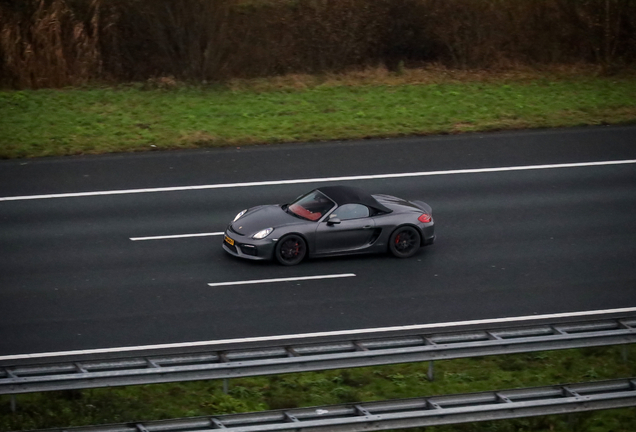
[222, 231, 277, 261]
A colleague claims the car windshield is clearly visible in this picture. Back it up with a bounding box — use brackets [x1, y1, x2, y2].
[286, 190, 335, 221]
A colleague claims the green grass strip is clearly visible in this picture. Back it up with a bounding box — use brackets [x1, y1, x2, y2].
[1, 75, 635, 159]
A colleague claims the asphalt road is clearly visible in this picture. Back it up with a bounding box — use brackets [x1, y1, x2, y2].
[1, 126, 636, 358]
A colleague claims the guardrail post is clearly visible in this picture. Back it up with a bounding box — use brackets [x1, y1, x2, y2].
[10, 395, 16, 413]
[223, 379, 229, 394]
[622, 346, 629, 363]
[427, 361, 434, 381]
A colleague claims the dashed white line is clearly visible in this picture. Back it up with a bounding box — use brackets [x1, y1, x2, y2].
[208, 273, 356, 287]
[2, 306, 635, 362]
[2, 159, 635, 202]
[130, 232, 224, 241]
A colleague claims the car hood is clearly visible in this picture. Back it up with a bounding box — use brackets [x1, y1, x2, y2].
[230, 205, 304, 236]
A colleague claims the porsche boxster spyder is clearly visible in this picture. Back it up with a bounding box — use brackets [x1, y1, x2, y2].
[222, 185, 435, 265]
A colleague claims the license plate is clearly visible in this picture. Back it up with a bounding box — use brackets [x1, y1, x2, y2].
[224, 235, 234, 246]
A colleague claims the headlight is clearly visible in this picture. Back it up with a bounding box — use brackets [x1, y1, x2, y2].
[233, 209, 247, 222]
[252, 228, 273, 239]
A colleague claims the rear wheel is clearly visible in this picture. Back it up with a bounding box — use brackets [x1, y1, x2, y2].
[389, 226, 420, 258]
[275, 234, 307, 266]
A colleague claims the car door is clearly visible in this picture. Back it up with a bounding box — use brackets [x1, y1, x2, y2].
[314, 204, 376, 253]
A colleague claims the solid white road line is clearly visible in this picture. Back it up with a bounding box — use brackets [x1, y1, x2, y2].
[207, 273, 356, 287]
[2, 306, 635, 362]
[130, 232, 224, 241]
[2, 159, 635, 202]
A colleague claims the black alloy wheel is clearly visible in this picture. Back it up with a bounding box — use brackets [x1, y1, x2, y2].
[389, 226, 420, 258]
[275, 234, 307, 265]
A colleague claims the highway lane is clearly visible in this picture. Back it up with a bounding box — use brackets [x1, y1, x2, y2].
[1, 126, 636, 357]
[2, 125, 636, 197]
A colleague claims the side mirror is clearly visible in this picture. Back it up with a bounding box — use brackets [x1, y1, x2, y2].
[327, 217, 341, 225]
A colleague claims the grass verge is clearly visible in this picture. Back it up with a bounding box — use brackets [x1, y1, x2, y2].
[1, 346, 635, 431]
[1, 66, 635, 159]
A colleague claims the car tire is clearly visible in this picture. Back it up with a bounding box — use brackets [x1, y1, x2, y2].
[389, 226, 420, 258]
[275, 234, 307, 266]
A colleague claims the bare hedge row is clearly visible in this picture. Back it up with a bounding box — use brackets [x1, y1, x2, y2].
[1, 0, 635, 88]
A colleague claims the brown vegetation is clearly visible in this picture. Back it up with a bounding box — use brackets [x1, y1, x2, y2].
[1, 0, 635, 89]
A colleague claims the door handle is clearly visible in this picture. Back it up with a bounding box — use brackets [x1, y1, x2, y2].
[362, 225, 372, 229]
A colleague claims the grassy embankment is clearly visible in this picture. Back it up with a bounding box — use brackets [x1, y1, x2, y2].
[1, 67, 635, 159]
[1, 346, 635, 431]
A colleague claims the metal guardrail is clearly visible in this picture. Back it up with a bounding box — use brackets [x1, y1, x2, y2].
[2, 316, 634, 395]
[23, 378, 636, 432]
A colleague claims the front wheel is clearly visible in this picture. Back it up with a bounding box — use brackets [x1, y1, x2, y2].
[275, 234, 307, 266]
[389, 226, 420, 258]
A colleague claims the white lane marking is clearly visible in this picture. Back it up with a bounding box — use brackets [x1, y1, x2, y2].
[208, 273, 356, 287]
[130, 232, 224, 241]
[2, 159, 635, 202]
[3, 306, 635, 361]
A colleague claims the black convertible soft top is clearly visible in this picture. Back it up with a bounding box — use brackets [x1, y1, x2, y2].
[317, 186, 392, 213]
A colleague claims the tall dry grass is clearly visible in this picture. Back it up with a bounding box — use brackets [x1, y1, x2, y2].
[1, 0, 635, 88]
[0, 0, 105, 88]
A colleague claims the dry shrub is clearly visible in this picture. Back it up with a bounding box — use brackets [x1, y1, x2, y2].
[287, 0, 389, 72]
[102, 0, 233, 81]
[1, 0, 635, 88]
[225, 0, 636, 76]
[420, 0, 636, 68]
[222, 0, 393, 77]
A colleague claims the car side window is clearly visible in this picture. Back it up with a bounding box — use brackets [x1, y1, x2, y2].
[332, 204, 370, 221]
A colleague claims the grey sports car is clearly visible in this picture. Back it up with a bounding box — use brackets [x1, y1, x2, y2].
[222, 185, 435, 265]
